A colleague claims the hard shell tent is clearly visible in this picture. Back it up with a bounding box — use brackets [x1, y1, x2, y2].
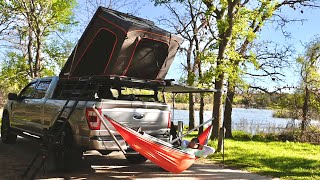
[60, 7, 181, 81]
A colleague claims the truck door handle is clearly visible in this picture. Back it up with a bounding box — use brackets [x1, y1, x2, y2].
[133, 114, 144, 120]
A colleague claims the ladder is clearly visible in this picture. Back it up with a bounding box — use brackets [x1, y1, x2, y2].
[22, 77, 97, 179]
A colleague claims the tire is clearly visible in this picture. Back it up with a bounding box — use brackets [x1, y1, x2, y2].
[125, 153, 148, 164]
[46, 124, 83, 172]
[1, 112, 17, 144]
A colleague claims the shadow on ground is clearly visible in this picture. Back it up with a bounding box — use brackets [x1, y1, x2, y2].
[0, 137, 273, 180]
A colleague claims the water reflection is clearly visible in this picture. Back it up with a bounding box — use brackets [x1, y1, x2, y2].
[171, 108, 320, 134]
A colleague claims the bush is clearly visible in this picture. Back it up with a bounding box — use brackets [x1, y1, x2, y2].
[232, 130, 252, 140]
[265, 133, 278, 141]
[252, 133, 265, 141]
[299, 126, 320, 144]
[277, 129, 300, 142]
[231, 126, 320, 144]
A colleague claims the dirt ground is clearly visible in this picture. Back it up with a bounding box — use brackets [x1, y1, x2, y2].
[0, 136, 275, 180]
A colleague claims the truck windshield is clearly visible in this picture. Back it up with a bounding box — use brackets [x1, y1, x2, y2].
[53, 80, 164, 103]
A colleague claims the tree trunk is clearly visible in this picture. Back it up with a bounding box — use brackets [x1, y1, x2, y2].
[210, 0, 237, 140]
[223, 83, 234, 138]
[302, 84, 309, 132]
[27, 28, 34, 78]
[211, 75, 224, 140]
[216, 127, 225, 152]
[199, 93, 204, 134]
[188, 93, 195, 130]
[35, 35, 41, 77]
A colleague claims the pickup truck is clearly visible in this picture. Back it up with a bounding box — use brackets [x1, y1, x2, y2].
[2, 7, 182, 171]
[1, 76, 172, 168]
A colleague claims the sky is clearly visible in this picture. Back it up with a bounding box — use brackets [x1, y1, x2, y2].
[138, 2, 320, 90]
[257, 6, 320, 90]
[73, 0, 320, 91]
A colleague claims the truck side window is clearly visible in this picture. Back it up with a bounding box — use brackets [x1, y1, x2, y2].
[19, 82, 37, 99]
[34, 81, 51, 99]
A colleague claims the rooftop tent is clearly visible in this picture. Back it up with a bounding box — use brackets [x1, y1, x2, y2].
[60, 7, 182, 81]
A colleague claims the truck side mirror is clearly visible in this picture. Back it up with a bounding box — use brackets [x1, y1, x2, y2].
[8, 93, 18, 100]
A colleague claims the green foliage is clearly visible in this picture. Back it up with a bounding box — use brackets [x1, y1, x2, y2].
[232, 130, 252, 140]
[186, 72, 196, 86]
[233, 92, 272, 108]
[293, 37, 320, 124]
[43, 39, 74, 74]
[0, 0, 77, 78]
[0, 52, 29, 94]
[174, 94, 189, 103]
[251, 133, 266, 141]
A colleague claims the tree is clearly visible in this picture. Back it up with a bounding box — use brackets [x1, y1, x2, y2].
[154, 0, 215, 130]
[297, 37, 320, 132]
[201, 0, 320, 142]
[0, 0, 76, 79]
[224, 41, 293, 138]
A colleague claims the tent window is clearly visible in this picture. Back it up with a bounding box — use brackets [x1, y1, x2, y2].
[126, 39, 169, 79]
[72, 29, 116, 76]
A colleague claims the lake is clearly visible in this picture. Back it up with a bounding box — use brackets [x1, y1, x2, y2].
[171, 108, 320, 134]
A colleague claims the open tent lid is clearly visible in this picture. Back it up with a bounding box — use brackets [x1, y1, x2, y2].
[59, 7, 182, 81]
[160, 82, 217, 93]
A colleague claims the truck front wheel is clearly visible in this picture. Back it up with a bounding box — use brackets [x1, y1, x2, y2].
[1, 112, 17, 144]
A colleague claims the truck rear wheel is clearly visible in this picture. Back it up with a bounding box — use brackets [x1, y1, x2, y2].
[46, 124, 83, 171]
[125, 153, 148, 164]
[1, 112, 17, 144]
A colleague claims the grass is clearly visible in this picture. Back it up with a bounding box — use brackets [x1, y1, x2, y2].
[205, 132, 320, 180]
[184, 131, 320, 179]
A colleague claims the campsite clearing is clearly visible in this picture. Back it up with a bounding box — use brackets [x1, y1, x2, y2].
[0, 136, 273, 180]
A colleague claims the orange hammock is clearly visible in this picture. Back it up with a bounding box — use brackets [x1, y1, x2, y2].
[104, 116, 213, 173]
[198, 124, 213, 145]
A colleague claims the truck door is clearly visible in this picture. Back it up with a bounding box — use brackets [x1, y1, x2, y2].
[24, 80, 51, 135]
[11, 81, 38, 131]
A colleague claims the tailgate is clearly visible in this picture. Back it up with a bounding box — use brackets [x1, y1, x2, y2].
[99, 100, 170, 135]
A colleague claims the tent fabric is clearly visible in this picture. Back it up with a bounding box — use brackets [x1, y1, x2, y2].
[105, 116, 196, 173]
[60, 7, 181, 81]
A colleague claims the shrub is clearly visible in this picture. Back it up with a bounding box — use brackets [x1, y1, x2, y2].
[299, 126, 320, 144]
[232, 130, 252, 140]
[278, 130, 299, 142]
[265, 132, 279, 141]
[252, 133, 266, 141]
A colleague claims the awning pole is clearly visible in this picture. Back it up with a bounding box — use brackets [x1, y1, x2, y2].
[171, 117, 214, 144]
[172, 93, 176, 122]
[92, 105, 126, 155]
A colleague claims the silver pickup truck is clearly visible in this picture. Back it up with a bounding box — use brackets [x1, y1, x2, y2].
[2, 7, 182, 170]
[1, 76, 171, 166]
